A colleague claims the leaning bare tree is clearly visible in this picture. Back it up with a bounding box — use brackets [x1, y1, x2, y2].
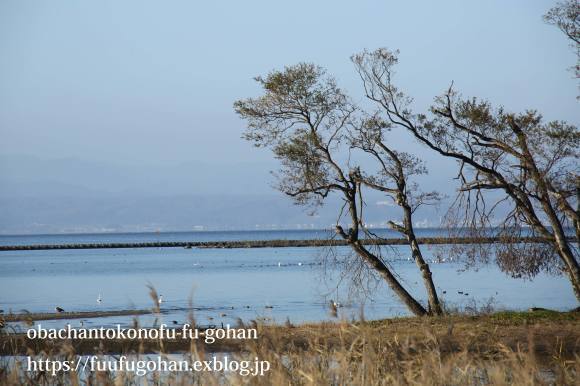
[234, 63, 443, 315]
[353, 48, 580, 302]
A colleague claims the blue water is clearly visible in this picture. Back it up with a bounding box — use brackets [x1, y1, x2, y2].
[0, 229, 576, 331]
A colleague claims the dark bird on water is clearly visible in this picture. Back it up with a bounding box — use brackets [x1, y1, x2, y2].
[55, 307, 65, 313]
[458, 291, 463, 294]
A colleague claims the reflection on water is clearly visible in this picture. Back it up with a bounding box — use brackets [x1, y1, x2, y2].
[0, 231, 576, 330]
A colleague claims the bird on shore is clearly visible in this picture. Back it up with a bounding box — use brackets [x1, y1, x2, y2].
[55, 306, 65, 313]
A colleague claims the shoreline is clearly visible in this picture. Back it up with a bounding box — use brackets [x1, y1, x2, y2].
[0, 235, 565, 251]
[2, 309, 154, 322]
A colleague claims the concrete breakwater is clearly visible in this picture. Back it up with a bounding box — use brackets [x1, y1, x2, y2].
[0, 236, 557, 251]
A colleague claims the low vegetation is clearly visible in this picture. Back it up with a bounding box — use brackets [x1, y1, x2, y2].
[1, 310, 578, 385]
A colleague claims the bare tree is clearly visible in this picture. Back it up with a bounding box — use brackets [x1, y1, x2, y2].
[353, 48, 580, 302]
[544, 0, 580, 89]
[349, 116, 443, 315]
[234, 63, 443, 315]
[544, 0, 579, 46]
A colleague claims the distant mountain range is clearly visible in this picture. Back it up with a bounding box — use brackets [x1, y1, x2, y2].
[0, 154, 450, 234]
[0, 193, 450, 234]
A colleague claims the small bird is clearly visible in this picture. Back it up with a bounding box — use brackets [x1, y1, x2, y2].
[220, 313, 227, 317]
[55, 307, 65, 313]
[298, 262, 303, 266]
[208, 316, 214, 321]
[464, 293, 469, 296]
[265, 305, 274, 309]
[158, 295, 164, 305]
[442, 291, 447, 294]
[80, 320, 84, 327]
[172, 320, 178, 325]
[97, 294, 102, 304]
[458, 291, 463, 295]
[278, 262, 281, 267]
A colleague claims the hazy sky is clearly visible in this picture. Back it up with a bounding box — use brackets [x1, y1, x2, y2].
[1, 0, 578, 183]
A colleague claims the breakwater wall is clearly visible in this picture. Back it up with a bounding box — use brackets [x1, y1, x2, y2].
[0, 236, 557, 251]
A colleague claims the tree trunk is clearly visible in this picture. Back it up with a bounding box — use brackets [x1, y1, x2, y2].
[402, 206, 444, 315]
[512, 128, 580, 303]
[553, 234, 580, 302]
[351, 241, 428, 316]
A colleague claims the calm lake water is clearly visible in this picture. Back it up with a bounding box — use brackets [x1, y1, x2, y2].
[0, 229, 576, 330]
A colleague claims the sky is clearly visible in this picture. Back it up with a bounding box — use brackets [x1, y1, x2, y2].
[0, 0, 578, 232]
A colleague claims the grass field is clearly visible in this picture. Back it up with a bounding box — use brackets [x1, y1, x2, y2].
[1, 309, 579, 385]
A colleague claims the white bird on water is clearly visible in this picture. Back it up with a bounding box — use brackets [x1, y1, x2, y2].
[97, 294, 102, 304]
[329, 300, 343, 317]
[158, 295, 164, 306]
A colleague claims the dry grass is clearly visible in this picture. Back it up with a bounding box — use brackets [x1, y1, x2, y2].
[0, 310, 578, 385]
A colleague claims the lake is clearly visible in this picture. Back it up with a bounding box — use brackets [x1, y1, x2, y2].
[0, 229, 576, 330]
